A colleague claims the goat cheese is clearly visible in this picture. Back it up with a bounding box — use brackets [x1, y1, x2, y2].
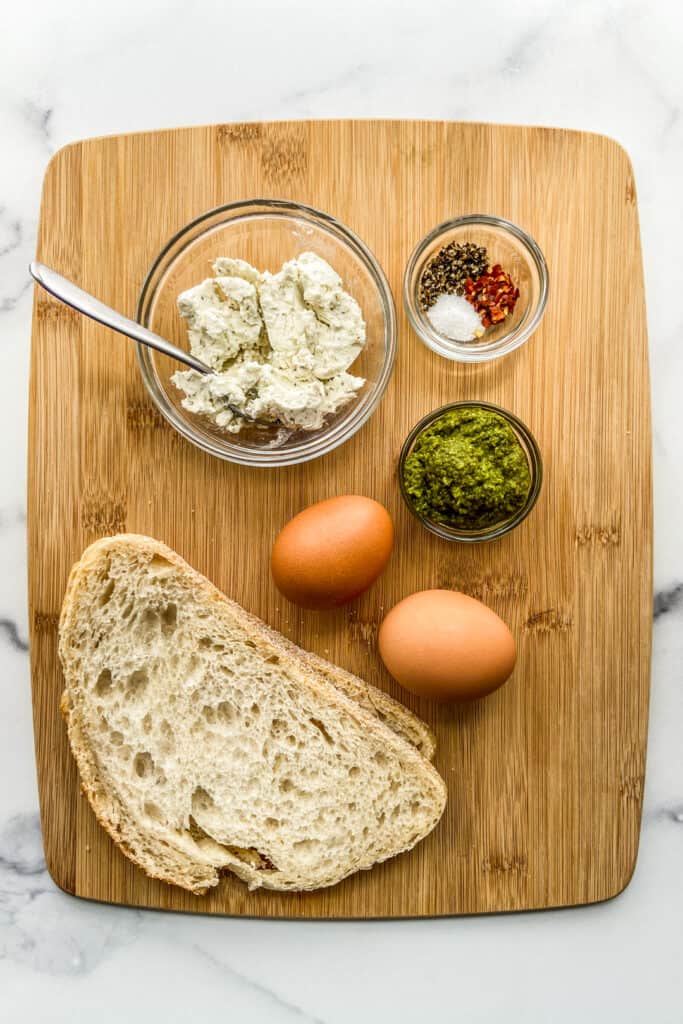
[172, 253, 366, 433]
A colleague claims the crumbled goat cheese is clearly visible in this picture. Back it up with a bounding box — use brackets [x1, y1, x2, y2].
[172, 253, 366, 433]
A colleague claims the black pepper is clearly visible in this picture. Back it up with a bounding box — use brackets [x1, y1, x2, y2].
[419, 242, 489, 311]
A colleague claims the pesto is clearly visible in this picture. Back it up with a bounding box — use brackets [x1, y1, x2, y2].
[402, 406, 531, 530]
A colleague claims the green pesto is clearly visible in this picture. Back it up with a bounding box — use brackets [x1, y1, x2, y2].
[403, 406, 531, 530]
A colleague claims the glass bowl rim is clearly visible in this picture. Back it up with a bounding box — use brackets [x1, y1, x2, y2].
[135, 197, 397, 467]
[398, 399, 543, 543]
[403, 213, 549, 364]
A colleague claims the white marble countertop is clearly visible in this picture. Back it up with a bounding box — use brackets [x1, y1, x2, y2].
[2, 0, 682, 1019]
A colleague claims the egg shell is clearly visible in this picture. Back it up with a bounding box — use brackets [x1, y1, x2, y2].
[271, 495, 394, 610]
[378, 589, 516, 702]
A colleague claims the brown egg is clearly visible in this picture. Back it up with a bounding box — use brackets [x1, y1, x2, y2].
[271, 496, 394, 610]
[378, 590, 516, 701]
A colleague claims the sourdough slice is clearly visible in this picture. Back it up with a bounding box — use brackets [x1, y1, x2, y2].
[243, 627, 436, 760]
[59, 535, 447, 894]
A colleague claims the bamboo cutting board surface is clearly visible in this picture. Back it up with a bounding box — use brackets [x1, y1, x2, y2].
[28, 121, 651, 917]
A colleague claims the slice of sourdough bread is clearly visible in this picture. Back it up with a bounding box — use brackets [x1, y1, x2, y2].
[58, 535, 447, 894]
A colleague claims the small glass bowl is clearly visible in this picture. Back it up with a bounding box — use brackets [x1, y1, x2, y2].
[398, 400, 543, 543]
[404, 214, 548, 363]
[136, 199, 396, 467]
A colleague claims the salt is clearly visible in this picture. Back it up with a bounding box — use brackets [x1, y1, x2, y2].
[426, 293, 483, 342]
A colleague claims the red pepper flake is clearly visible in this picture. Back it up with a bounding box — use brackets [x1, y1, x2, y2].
[464, 265, 519, 328]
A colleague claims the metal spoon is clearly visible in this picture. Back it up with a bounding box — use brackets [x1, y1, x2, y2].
[29, 261, 263, 423]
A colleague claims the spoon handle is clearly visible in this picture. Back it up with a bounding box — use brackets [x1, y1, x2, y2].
[29, 261, 213, 375]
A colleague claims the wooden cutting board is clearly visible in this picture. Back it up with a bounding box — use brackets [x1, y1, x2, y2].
[28, 120, 652, 917]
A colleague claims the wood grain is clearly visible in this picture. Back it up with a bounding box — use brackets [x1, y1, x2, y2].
[27, 120, 652, 917]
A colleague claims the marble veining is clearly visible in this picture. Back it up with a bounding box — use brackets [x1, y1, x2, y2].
[20, 103, 54, 149]
[0, 210, 22, 261]
[190, 943, 327, 1024]
[0, 618, 29, 652]
[2, 0, 682, 1019]
[0, 206, 31, 312]
[1, 281, 31, 315]
[0, 814, 141, 976]
[653, 584, 683, 619]
[501, 18, 553, 76]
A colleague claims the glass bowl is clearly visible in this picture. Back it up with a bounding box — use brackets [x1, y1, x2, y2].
[404, 214, 548, 363]
[398, 400, 543, 543]
[136, 199, 396, 466]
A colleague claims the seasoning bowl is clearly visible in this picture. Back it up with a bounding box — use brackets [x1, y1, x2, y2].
[136, 199, 396, 467]
[398, 400, 543, 543]
[404, 214, 548, 363]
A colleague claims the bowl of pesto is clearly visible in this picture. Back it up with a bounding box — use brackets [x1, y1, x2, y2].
[398, 401, 543, 543]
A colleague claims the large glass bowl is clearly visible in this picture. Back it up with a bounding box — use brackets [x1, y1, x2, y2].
[136, 200, 396, 466]
[404, 214, 548, 363]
